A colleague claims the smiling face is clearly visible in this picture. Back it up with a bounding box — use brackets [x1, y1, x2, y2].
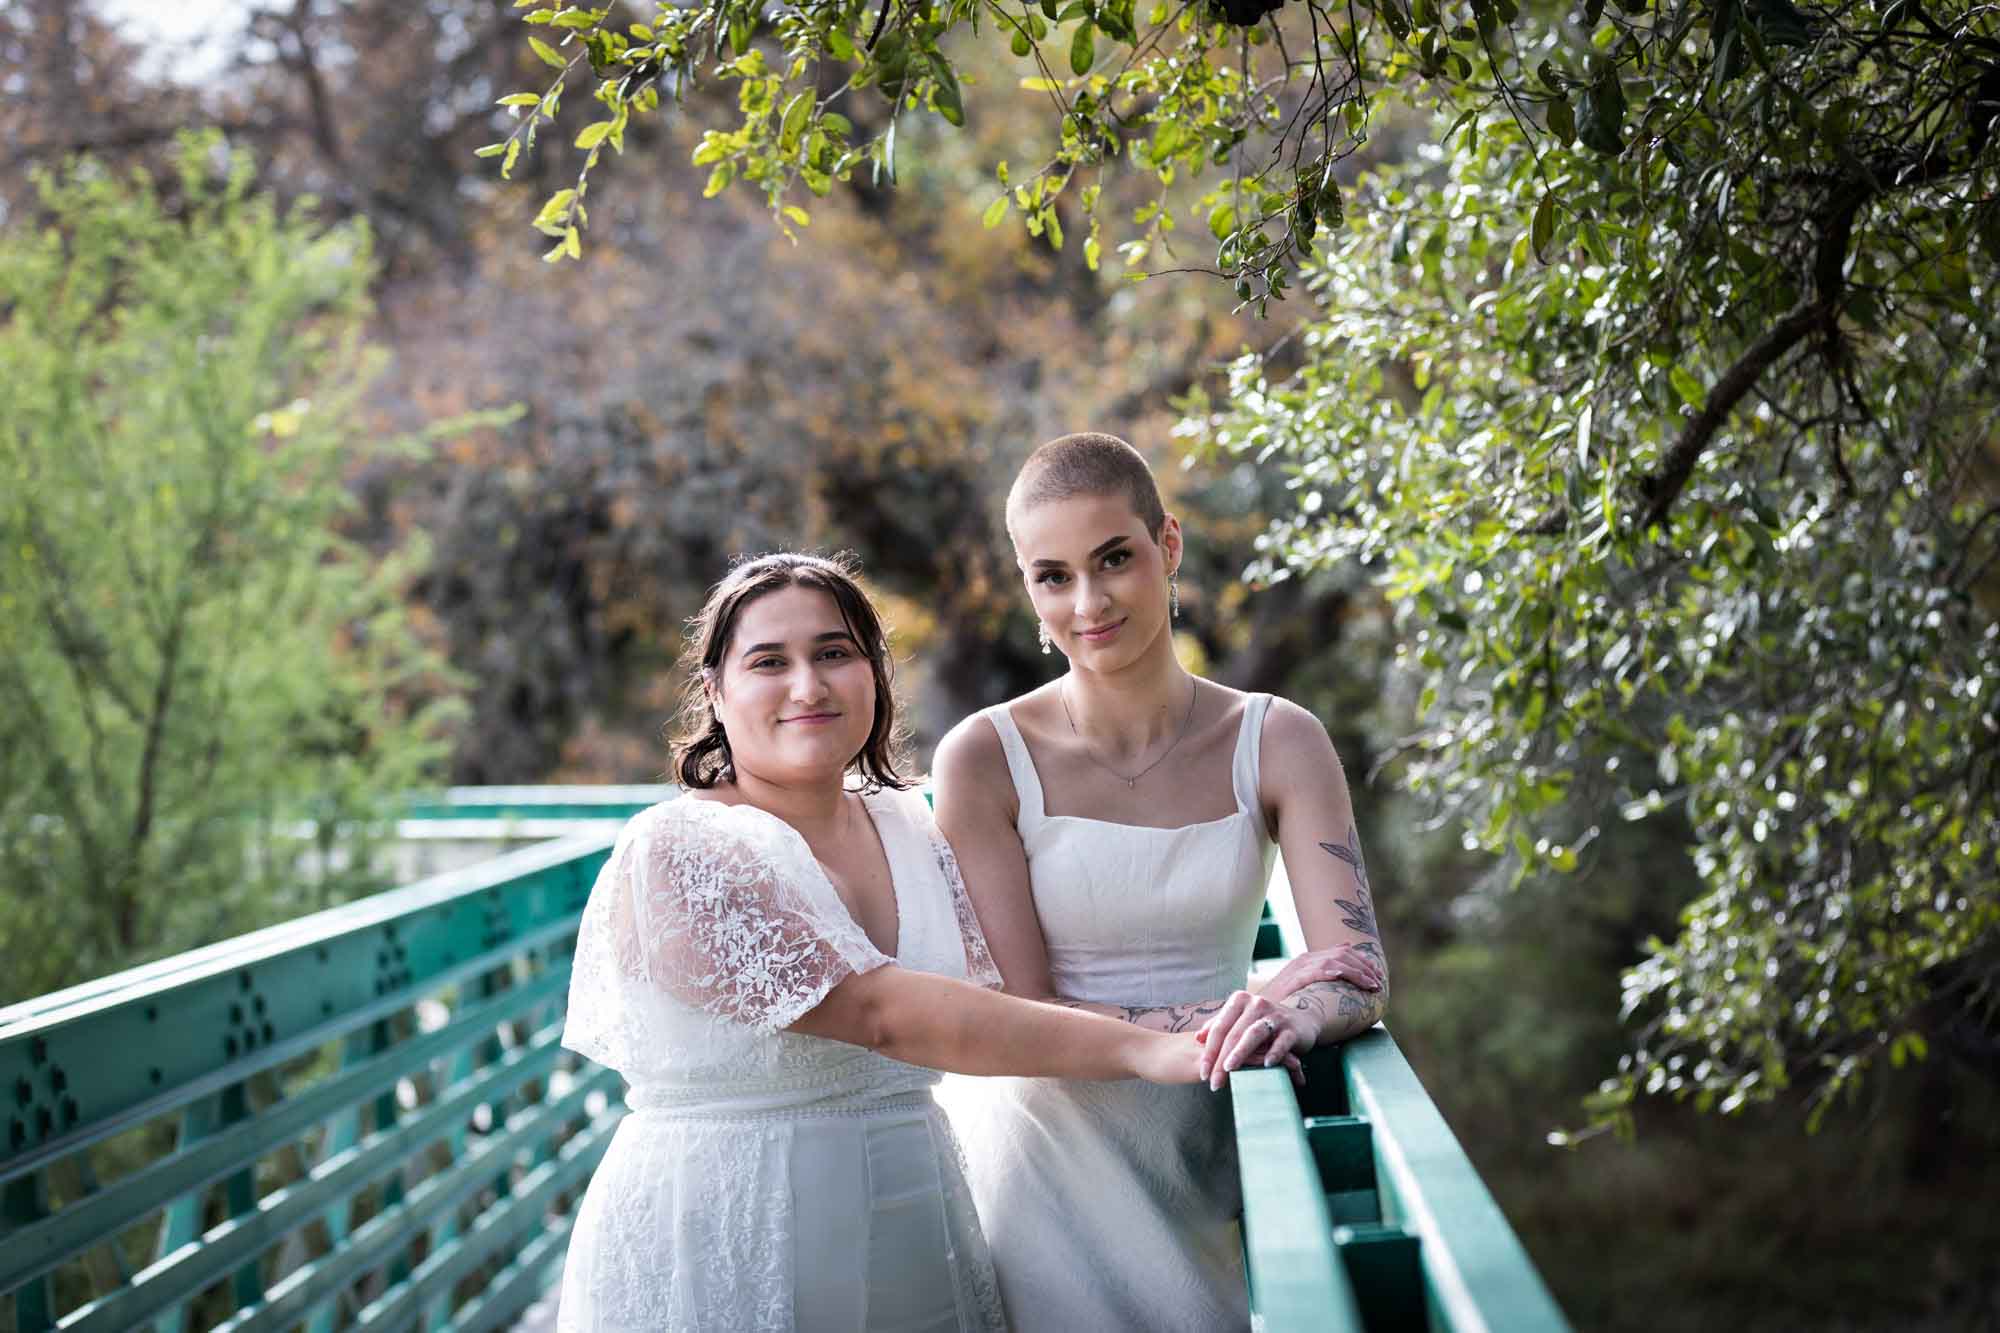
[709, 584, 878, 785]
[1012, 492, 1182, 669]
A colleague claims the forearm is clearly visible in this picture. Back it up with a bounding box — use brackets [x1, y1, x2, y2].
[840, 968, 1158, 1080]
[1286, 977, 1388, 1046]
[1047, 995, 1228, 1034]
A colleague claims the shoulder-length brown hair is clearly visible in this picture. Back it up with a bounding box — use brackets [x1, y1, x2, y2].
[668, 551, 913, 792]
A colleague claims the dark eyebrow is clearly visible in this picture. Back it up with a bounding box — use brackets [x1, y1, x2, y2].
[739, 631, 859, 659]
[1030, 535, 1131, 569]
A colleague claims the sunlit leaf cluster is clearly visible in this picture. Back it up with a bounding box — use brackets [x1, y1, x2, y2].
[1191, 0, 2000, 1126]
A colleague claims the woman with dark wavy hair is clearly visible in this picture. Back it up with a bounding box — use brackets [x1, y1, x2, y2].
[556, 551, 1206, 1333]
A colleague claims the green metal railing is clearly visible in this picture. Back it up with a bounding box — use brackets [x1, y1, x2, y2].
[396, 786, 671, 825]
[1234, 861, 1571, 1332]
[5, 787, 1566, 1332]
[0, 820, 630, 1332]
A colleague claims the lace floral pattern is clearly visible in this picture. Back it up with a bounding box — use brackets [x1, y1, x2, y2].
[559, 1119, 791, 1332]
[557, 795, 1006, 1331]
[563, 799, 903, 1088]
[924, 814, 1004, 990]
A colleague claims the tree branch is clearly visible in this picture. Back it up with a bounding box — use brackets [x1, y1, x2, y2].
[1636, 174, 1878, 532]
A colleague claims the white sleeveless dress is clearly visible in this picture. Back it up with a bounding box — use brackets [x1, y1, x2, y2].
[558, 790, 1008, 1333]
[945, 695, 1274, 1332]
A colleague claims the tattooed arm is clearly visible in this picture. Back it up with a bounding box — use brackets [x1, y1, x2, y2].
[933, 708, 1380, 1043]
[1274, 828, 1390, 1044]
[1197, 699, 1391, 1085]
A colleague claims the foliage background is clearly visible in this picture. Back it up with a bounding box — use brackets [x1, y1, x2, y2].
[4, 0, 1998, 1326]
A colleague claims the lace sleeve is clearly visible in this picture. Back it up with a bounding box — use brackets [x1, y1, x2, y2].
[567, 800, 892, 1062]
[915, 802, 1004, 990]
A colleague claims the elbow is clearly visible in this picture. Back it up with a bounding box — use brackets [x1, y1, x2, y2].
[851, 984, 899, 1054]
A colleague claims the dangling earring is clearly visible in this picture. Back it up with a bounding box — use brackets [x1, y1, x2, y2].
[1038, 621, 1054, 655]
[1169, 574, 1181, 621]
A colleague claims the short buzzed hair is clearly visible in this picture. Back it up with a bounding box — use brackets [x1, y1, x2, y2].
[1006, 432, 1167, 540]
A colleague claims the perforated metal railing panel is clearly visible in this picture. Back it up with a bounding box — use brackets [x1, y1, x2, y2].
[0, 829, 625, 1332]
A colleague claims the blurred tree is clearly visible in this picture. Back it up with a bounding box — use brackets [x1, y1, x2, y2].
[1190, 1, 2000, 1125]
[0, 138, 466, 1002]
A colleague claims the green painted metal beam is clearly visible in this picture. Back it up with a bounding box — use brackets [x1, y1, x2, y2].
[398, 784, 672, 822]
[0, 831, 613, 1182]
[1232, 1066, 1369, 1331]
[1242, 854, 1572, 1333]
[1345, 1028, 1572, 1333]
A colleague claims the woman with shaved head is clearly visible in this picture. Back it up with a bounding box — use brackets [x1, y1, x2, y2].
[933, 434, 1391, 1331]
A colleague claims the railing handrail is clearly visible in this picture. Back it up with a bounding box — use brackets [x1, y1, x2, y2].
[1236, 858, 1572, 1332]
[0, 831, 617, 1037]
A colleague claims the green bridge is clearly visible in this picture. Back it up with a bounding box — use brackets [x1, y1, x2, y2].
[0, 787, 1569, 1332]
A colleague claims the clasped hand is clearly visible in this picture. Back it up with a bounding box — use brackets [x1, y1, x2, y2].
[1194, 944, 1385, 1090]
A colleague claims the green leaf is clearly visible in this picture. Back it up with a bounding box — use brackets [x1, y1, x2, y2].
[1670, 365, 1708, 410]
[529, 35, 565, 68]
[929, 54, 965, 126]
[574, 121, 614, 149]
[1578, 71, 1627, 155]
[475, 142, 507, 158]
[1084, 234, 1102, 270]
[1012, 27, 1033, 56]
[1070, 22, 1096, 75]
[983, 196, 1010, 228]
[1531, 193, 1555, 261]
[1209, 201, 1237, 240]
[498, 92, 543, 108]
[1547, 95, 1576, 146]
[782, 205, 811, 226]
[780, 92, 812, 150]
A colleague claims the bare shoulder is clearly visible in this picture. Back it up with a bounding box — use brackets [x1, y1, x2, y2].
[934, 710, 1010, 781]
[1258, 696, 1350, 790]
[931, 710, 1017, 822]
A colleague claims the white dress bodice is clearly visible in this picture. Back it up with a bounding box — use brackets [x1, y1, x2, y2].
[992, 696, 1275, 1009]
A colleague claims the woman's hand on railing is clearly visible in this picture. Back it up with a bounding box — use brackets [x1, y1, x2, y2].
[1195, 992, 1316, 1091]
[1257, 944, 1385, 1004]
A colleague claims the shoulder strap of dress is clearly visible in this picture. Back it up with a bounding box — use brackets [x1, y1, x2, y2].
[982, 704, 1046, 826]
[1231, 693, 1274, 819]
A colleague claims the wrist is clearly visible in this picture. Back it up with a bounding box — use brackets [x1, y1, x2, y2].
[1122, 1027, 1169, 1079]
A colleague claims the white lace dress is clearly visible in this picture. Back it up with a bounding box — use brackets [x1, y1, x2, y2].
[557, 790, 1008, 1333]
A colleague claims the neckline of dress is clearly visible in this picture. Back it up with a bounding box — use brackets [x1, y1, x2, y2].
[1037, 808, 1252, 834]
[682, 792, 911, 961]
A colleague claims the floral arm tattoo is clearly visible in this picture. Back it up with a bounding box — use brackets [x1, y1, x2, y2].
[1318, 826, 1379, 940]
[1285, 825, 1389, 1037]
[1052, 998, 1225, 1033]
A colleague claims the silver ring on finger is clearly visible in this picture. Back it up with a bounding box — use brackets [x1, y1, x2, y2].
[1253, 1017, 1277, 1037]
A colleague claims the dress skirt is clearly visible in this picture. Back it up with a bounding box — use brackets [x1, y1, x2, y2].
[940, 1075, 1248, 1332]
[558, 1093, 1004, 1333]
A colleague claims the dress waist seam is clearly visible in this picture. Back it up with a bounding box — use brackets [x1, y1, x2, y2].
[624, 1091, 936, 1124]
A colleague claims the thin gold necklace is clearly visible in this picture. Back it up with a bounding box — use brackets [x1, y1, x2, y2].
[1059, 677, 1200, 789]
